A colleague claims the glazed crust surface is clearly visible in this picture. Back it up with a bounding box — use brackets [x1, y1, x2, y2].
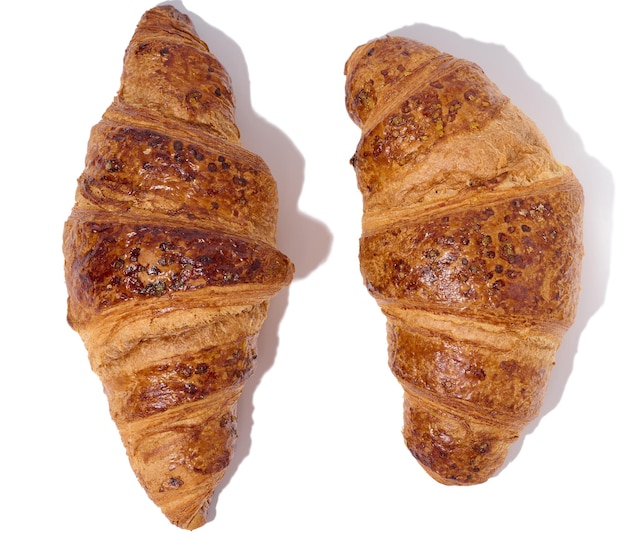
[65, 215, 292, 319]
[76, 115, 280, 240]
[361, 177, 582, 323]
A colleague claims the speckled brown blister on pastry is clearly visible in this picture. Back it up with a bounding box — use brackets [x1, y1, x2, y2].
[344, 36, 583, 485]
[63, 6, 293, 529]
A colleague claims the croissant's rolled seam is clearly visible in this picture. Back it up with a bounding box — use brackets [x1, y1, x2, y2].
[63, 5, 293, 529]
[345, 35, 583, 485]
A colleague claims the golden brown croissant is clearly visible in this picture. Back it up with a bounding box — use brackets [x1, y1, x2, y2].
[344, 36, 583, 485]
[63, 5, 293, 529]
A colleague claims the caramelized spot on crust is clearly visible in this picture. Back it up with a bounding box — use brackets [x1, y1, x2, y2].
[361, 187, 582, 323]
[64, 219, 293, 312]
[124, 337, 256, 420]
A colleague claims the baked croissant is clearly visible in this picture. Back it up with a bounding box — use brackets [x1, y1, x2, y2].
[63, 6, 293, 529]
[345, 36, 583, 485]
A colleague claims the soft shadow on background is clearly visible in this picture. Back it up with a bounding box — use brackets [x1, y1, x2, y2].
[389, 24, 614, 472]
[164, 0, 332, 520]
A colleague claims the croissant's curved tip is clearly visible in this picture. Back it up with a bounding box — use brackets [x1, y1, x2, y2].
[344, 35, 442, 129]
[178, 506, 209, 531]
[137, 4, 196, 35]
[402, 393, 519, 485]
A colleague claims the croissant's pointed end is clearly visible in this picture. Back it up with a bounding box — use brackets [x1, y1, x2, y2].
[149, 461, 225, 530]
[116, 395, 242, 529]
[173, 503, 210, 531]
[344, 35, 442, 128]
[138, 4, 195, 32]
[402, 394, 520, 486]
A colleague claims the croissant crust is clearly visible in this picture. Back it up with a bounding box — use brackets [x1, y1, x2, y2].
[345, 36, 583, 485]
[63, 6, 293, 528]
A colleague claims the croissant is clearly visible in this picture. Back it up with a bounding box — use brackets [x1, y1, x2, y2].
[344, 36, 583, 485]
[63, 6, 293, 529]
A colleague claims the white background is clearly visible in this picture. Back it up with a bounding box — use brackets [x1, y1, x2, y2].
[2, 1, 623, 533]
